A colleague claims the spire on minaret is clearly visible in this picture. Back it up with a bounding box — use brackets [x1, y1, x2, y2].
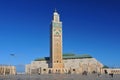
[55, 8, 57, 12]
[53, 9, 60, 22]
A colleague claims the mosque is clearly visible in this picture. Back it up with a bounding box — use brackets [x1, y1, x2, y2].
[25, 10, 110, 74]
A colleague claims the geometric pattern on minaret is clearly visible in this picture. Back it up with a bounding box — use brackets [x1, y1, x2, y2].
[50, 10, 64, 69]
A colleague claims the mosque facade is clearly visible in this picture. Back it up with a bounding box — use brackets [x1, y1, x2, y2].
[25, 11, 104, 74]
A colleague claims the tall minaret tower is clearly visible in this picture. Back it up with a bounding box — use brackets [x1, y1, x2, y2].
[50, 10, 64, 71]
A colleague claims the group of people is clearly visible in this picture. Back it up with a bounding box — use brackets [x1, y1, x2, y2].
[82, 70, 114, 78]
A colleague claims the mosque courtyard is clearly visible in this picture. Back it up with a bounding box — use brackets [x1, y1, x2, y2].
[0, 74, 120, 80]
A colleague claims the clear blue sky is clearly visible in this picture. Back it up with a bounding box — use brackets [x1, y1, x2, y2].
[0, 0, 120, 71]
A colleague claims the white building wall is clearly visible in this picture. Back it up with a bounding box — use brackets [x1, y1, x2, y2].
[63, 58, 103, 69]
[31, 61, 49, 69]
[102, 68, 120, 74]
[25, 64, 31, 74]
[0, 66, 16, 75]
[25, 58, 103, 74]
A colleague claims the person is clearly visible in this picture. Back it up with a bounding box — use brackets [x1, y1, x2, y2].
[97, 73, 101, 77]
[104, 70, 108, 74]
[109, 73, 113, 78]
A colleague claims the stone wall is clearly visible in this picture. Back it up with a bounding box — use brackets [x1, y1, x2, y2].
[25, 61, 49, 74]
[25, 58, 103, 74]
[63, 58, 103, 74]
[102, 68, 120, 74]
[0, 65, 16, 75]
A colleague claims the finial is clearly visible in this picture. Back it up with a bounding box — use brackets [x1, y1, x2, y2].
[55, 8, 57, 12]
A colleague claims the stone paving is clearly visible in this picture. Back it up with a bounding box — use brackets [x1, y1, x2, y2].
[0, 74, 120, 80]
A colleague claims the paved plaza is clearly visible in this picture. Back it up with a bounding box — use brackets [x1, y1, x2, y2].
[0, 74, 120, 80]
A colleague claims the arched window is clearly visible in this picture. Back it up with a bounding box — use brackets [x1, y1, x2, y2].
[73, 69, 75, 71]
[43, 69, 46, 71]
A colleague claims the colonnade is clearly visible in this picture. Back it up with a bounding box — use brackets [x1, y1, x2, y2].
[0, 66, 16, 75]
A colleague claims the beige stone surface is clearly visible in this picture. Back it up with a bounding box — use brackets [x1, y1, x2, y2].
[0, 65, 16, 75]
[102, 68, 120, 74]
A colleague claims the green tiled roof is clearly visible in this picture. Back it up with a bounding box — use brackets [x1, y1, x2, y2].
[34, 54, 92, 61]
[63, 53, 75, 56]
[34, 57, 49, 61]
[63, 54, 92, 59]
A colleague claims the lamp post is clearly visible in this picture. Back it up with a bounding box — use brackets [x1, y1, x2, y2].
[10, 53, 16, 75]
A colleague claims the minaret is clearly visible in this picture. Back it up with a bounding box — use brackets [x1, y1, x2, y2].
[50, 10, 64, 72]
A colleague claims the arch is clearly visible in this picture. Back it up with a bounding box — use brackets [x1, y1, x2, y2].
[58, 70, 60, 73]
[90, 64, 97, 73]
[82, 64, 88, 72]
[49, 70, 52, 74]
[92, 71, 97, 74]
[73, 69, 75, 71]
[82, 71, 88, 75]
